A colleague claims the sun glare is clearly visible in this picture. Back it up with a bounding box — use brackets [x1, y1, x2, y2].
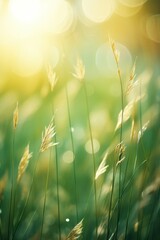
[9, 0, 43, 25]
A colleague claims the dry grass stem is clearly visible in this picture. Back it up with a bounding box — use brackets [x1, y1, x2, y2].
[126, 58, 137, 95]
[115, 96, 143, 131]
[115, 142, 126, 165]
[66, 219, 83, 240]
[138, 121, 149, 142]
[115, 101, 134, 131]
[17, 144, 32, 182]
[46, 64, 58, 91]
[116, 156, 125, 167]
[73, 57, 85, 81]
[13, 102, 18, 130]
[40, 118, 58, 152]
[130, 119, 136, 141]
[109, 37, 120, 66]
[95, 152, 109, 180]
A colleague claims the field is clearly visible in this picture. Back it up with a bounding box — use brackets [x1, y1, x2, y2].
[0, 0, 160, 239]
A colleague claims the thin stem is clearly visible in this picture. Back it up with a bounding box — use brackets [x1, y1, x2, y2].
[65, 85, 79, 222]
[40, 150, 51, 239]
[106, 157, 116, 240]
[12, 153, 40, 240]
[83, 81, 98, 239]
[124, 184, 133, 239]
[8, 130, 15, 239]
[114, 56, 124, 240]
[0, 214, 3, 240]
[51, 104, 61, 240]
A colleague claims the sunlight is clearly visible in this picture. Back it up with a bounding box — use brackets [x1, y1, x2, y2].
[82, 0, 115, 23]
[10, 42, 43, 77]
[9, 0, 43, 25]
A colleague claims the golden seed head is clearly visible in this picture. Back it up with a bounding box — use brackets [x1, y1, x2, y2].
[40, 118, 58, 153]
[13, 102, 19, 130]
[46, 64, 58, 91]
[66, 219, 83, 240]
[126, 57, 137, 95]
[73, 57, 85, 81]
[95, 152, 109, 180]
[17, 144, 32, 182]
[115, 141, 126, 166]
[109, 37, 120, 65]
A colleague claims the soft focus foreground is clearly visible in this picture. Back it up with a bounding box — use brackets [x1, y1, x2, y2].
[0, 0, 160, 239]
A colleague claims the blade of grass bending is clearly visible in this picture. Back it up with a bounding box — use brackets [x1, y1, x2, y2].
[51, 103, 61, 240]
[106, 154, 117, 240]
[83, 81, 98, 239]
[12, 152, 40, 240]
[39, 149, 51, 239]
[8, 129, 16, 240]
[65, 85, 79, 222]
[110, 38, 124, 238]
[124, 182, 134, 239]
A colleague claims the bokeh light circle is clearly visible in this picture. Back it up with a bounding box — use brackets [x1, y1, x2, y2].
[11, 43, 43, 77]
[63, 151, 74, 164]
[96, 42, 132, 76]
[82, 0, 115, 23]
[85, 139, 100, 154]
[146, 15, 160, 43]
[42, 0, 74, 34]
[9, 0, 43, 25]
[119, 0, 148, 8]
[115, 1, 142, 17]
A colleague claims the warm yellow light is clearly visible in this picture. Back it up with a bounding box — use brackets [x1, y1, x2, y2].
[96, 42, 132, 76]
[146, 15, 160, 43]
[42, 0, 74, 34]
[82, 0, 115, 23]
[10, 42, 43, 77]
[9, 0, 43, 25]
[119, 0, 148, 8]
[115, 1, 142, 17]
[8, 0, 74, 35]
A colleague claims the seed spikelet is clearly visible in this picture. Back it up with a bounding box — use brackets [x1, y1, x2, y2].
[66, 219, 83, 240]
[13, 102, 18, 130]
[40, 118, 58, 152]
[17, 144, 32, 182]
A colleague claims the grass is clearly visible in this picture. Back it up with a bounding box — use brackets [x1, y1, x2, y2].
[0, 41, 160, 240]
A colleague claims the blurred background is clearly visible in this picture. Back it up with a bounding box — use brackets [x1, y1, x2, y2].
[0, 0, 160, 239]
[0, 0, 159, 92]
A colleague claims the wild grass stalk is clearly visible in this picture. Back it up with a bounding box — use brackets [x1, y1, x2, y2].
[106, 154, 117, 240]
[39, 116, 58, 239]
[51, 106, 61, 240]
[8, 102, 18, 239]
[83, 81, 98, 239]
[110, 38, 124, 238]
[73, 57, 98, 238]
[65, 85, 79, 222]
[39, 150, 51, 239]
[12, 151, 39, 240]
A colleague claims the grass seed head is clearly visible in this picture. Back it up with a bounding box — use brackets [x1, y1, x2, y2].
[13, 102, 19, 130]
[95, 152, 109, 180]
[46, 64, 58, 91]
[73, 57, 85, 81]
[17, 144, 32, 182]
[126, 57, 137, 95]
[66, 219, 83, 240]
[40, 118, 58, 152]
[109, 37, 120, 65]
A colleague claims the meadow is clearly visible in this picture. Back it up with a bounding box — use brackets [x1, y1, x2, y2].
[0, 0, 160, 239]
